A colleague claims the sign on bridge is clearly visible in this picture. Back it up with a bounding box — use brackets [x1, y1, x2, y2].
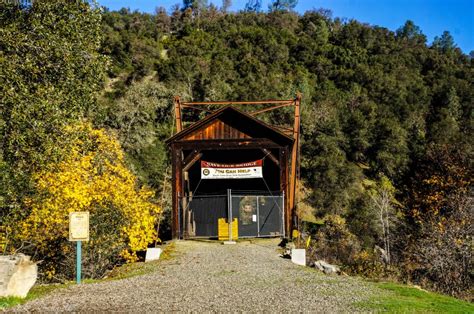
[201, 160, 263, 179]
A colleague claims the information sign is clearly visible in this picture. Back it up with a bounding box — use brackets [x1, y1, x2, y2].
[69, 212, 89, 241]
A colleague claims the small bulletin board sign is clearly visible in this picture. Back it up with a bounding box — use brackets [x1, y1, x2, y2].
[69, 212, 89, 241]
[69, 211, 89, 284]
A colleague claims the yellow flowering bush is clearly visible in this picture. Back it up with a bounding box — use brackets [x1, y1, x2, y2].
[18, 122, 160, 280]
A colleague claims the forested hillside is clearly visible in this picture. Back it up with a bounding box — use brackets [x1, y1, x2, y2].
[1, 1, 472, 299]
[97, 5, 472, 297]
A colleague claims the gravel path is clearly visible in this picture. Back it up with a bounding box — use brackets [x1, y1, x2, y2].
[10, 239, 381, 312]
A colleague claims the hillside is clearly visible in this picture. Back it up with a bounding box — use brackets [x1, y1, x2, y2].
[97, 6, 473, 299]
[1, 1, 472, 301]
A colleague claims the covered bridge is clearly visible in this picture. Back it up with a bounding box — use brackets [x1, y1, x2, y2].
[166, 95, 301, 239]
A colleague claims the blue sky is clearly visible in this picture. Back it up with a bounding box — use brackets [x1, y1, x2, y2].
[98, 0, 473, 53]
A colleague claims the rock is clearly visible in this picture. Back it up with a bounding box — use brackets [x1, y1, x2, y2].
[313, 260, 324, 272]
[313, 260, 340, 275]
[0, 254, 37, 298]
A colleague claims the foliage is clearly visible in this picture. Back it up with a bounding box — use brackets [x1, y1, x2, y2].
[97, 78, 175, 238]
[365, 175, 401, 264]
[349, 250, 387, 278]
[432, 31, 457, 53]
[100, 8, 161, 80]
[97, 5, 472, 297]
[12, 122, 160, 280]
[104, 79, 173, 179]
[1, 0, 472, 298]
[308, 215, 361, 266]
[402, 145, 472, 297]
[0, 0, 107, 225]
[410, 195, 472, 298]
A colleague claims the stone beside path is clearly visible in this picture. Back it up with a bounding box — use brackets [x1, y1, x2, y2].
[9, 239, 382, 312]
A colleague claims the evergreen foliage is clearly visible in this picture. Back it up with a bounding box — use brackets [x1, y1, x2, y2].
[97, 6, 472, 298]
[1, 0, 160, 281]
[1, 0, 472, 298]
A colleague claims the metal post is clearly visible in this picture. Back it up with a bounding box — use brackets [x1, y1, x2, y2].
[177, 193, 181, 239]
[257, 196, 260, 237]
[282, 192, 285, 238]
[228, 189, 232, 242]
[76, 241, 81, 284]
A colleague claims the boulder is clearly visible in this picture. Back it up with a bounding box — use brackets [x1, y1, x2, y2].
[313, 260, 340, 275]
[0, 254, 37, 298]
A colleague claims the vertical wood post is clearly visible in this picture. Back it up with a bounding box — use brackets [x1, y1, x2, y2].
[171, 144, 182, 239]
[288, 93, 301, 235]
[174, 96, 183, 133]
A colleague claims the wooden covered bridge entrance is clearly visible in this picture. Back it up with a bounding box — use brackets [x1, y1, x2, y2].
[166, 95, 301, 239]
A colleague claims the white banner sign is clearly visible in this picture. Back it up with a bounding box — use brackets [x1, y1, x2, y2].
[201, 160, 263, 179]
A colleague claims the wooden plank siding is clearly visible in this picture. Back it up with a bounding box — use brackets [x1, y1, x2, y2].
[184, 119, 252, 141]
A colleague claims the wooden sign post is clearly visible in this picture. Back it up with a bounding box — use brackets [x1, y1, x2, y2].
[69, 212, 89, 284]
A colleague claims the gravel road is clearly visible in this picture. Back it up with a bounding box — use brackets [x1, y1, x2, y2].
[10, 239, 381, 312]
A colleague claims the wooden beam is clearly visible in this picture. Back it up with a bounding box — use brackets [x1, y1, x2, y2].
[269, 125, 295, 136]
[183, 151, 203, 172]
[261, 148, 279, 166]
[174, 96, 183, 133]
[177, 139, 283, 150]
[181, 99, 294, 106]
[181, 104, 213, 113]
[270, 125, 294, 132]
[250, 102, 293, 115]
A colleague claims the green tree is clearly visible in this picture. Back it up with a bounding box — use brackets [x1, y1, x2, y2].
[432, 31, 456, 52]
[1, 0, 107, 217]
[429, 87, 461, 144]
[104, 79, 173, 185]
[396, 20, 426, 45]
